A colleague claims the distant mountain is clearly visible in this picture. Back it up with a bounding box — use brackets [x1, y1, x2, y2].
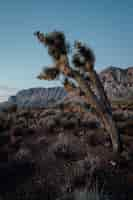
[0, 66, 133, 110]
[0, 87, 67, 110]
[100, 66, 133, 99]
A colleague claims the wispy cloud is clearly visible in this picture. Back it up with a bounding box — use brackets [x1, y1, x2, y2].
[0, 85, 18, 102]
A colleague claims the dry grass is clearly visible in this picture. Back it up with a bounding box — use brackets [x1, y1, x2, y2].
[74, 180, 108, 200]
[111, 98, 133, 109]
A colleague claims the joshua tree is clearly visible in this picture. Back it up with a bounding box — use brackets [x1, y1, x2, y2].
[34, 30, 121, 153]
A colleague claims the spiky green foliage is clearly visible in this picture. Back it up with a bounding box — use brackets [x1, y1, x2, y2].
[35, 31, 69, 60]
[37, 67, 60, 80]
[73, 41, 95, 69]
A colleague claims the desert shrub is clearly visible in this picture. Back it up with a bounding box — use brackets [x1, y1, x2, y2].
[74, 183, 111, 200]
[52, 134, 85, 161]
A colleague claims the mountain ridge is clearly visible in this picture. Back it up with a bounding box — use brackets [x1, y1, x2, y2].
[100, 66, 133, 99]
[0, 66, 133, 110]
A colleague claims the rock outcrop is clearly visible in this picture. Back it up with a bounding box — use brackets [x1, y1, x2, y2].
[0, 87, 67, 110]
[100, 66, 133, 99]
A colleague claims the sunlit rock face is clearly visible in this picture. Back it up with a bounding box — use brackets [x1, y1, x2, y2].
[8, 87, 67, 108]
[100, 66, 133, 99]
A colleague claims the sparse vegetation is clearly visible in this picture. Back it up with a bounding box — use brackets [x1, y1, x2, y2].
[0, 103, 132, 199]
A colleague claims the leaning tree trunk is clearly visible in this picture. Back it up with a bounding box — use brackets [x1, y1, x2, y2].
[85, 63, 122, 152]
[86, 64, 111, 113]
[58, 55, 121, 153]
[74, 72, 121, 152]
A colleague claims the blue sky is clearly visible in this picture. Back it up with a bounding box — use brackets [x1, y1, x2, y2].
[0, 0, 133, 100]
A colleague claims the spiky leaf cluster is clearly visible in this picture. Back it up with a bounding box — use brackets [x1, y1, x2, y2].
[72, 41, 95, 69]
[35, 31, 69, 60]
[37, 67, 60, 80]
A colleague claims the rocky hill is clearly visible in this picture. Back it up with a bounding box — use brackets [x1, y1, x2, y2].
[100, 66, 133, 99]
[0, 87, 67, 110]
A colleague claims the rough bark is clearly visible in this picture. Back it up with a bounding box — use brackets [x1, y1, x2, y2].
[73, 71, 121, 152]
[85, 63, 122, 152]
[86, 65, 111, 113]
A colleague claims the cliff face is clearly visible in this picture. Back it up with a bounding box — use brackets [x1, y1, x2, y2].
[100, 66, 133, 99]
[8, 87, 67, 108]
